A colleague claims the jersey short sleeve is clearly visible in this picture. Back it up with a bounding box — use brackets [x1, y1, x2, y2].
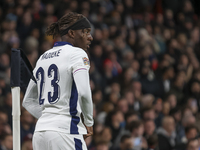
[70, 48, 90, 74]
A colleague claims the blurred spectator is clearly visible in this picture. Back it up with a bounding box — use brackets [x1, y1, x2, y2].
[131, 80, 142, 111]
[96, 101, 114, 125]
[153, 98, 164, 128]
[160, 66, 175, 93]
[20, 109, 35, 144]
[144, 119, 156, 139]
[170, 107, 184, 145]
[103, 51, 122, 78]
[162, 101, 171, 116]
[128, 120, 147, 150]
[141, 106, 156, 121]
[21, 133, 33, 150]
[95, 141, 109, 150]
[166, 94, 177, 109]
[186, 138, 200, 150]
[167, 73, 185, 105]
[105, 110, 125, 147]
[157, 116, 176, 150]
[95, 127, 112, 149]
[0, 134, 13, 150]
[181, 107, 196, 128]
[90, 45, 104, 72]
[117, 98, 129, 115]
[92, 88, 103, 110]
[115, 134, 133, 150]
[141, 94, 155, 109]
[176, 125, 199, 150]
[16, 10, 35, 42]
[125, 110, 139, 126]
[123, 91, 135, 109]
[140, 60, 164, 98]
[3, 92, 12, 128]
[187, 97, 198, 115]
[147, 134, 159, 150]
[121, 67, 135, 91]
[184, 125, 199, 142]
[0, 110, 11, 139]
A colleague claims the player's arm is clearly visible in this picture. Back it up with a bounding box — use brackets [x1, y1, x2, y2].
[71, 49, 94, 128]
[73, 69, 93, 127]
[22, 79, 42, 119]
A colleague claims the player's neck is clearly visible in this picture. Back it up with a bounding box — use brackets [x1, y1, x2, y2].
[61, 36, 74, 47]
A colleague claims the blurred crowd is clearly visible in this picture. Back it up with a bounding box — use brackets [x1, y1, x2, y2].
[0, 0, 200, 150]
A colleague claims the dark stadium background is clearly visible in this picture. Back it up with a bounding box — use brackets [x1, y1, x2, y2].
[0, 0, 199, 150]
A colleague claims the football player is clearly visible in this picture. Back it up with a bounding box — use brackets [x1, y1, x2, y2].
[23, 12, 93, 150]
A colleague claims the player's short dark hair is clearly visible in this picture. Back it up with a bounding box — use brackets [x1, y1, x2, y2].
[45, 12, 84, 38]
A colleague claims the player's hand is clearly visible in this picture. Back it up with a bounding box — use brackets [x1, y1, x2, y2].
[83, 126, 93, 140]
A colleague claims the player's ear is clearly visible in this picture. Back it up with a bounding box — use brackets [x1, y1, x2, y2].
[68, 29, 75, 38]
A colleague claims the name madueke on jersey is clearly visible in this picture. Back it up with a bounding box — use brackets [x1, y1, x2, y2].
[41, 49, 62, 60]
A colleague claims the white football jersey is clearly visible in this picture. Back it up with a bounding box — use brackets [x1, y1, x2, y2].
[33, 42, 91, 134]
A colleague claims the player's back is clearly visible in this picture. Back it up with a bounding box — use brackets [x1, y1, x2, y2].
[33, 42, 87, 134]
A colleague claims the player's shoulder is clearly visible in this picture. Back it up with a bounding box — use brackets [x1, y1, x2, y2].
[70, 46, 88, 57]
[72, 46, 87, 54]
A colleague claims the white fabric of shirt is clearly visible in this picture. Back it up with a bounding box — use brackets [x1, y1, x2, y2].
[33, 131, 87, 150]
[23, 43, 93, 135]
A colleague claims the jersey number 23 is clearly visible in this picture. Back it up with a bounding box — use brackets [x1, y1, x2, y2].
[36, 64, 60, 105]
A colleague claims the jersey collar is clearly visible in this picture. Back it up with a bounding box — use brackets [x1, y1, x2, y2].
[53, 41, 73, 47]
